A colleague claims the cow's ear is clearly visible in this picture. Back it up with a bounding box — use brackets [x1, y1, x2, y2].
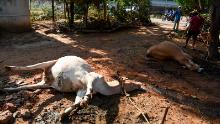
[100, 76, 105, 81]
[98, 74, 104, 79]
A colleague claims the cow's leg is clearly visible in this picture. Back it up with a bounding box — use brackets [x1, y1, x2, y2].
[5, 60, 57, 71]
[63, 90, 87, 114]
[83, 80, 93, 102]
[177, 56, 201, 71]
[177, 57, 193, 69]
[74, 90, 87, 105]
[2, 80, 50, 92]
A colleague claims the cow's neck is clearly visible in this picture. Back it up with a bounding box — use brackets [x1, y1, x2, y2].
[93, 80, 141, 95]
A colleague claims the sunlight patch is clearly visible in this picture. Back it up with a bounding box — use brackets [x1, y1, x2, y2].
[89, 49, 107, 55]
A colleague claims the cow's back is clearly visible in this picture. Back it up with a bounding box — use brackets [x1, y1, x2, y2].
[147, 41, 183, 60]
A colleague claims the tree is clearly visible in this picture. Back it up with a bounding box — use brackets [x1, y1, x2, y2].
[175, 0, 211, 12]
[103, 0, 107, 21]
[136, 0, 151, 24]
[69, 0, 74, 27]
[64, 0, 67, 19]
[208, 0, 220, 59]
[52, 0, 55, 22]
[198, 0, 202, 10]
[82, 0, 89, 27]
[112, 0, 150, 24]
[50, 0, 151, 29]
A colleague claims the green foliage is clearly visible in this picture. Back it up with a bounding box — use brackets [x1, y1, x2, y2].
[112, 0, 151, 24]
[175, 0, 212, 12]
[136, 0, 151, 24]
[31, 1, 64, 21]
[31, 0, 152, 28]
[113, 8, 129, 22]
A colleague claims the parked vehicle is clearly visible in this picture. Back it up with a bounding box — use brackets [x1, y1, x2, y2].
[162, 13, 174, 21]
[162, 9, 174, 21]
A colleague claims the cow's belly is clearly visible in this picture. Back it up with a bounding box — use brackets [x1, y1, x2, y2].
[51, 78, 84, 92]
[49, 56, 90, 92]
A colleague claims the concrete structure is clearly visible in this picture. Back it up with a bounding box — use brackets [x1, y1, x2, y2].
[150, 0, 179, 14]
[0, 0, 31, 32]
[151, 0, 178, 8]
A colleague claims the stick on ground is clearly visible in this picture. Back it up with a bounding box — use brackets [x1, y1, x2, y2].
[160, 106, 170, 124]
[116, 71, 150, 124]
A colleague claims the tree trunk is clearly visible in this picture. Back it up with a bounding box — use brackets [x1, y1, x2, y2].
[198, 0, 203, 11]
[208, 0, 220, 59]
[52, 0, 55, 22]
[83, 0, 89, 27]
[64, 0, 66, 19]
[69, 0, 74, 27]
[66, 2, 69, 20]
[29, 0, 32, 10]
[97, 1, 101, 20]
[103, 0, 107, 21]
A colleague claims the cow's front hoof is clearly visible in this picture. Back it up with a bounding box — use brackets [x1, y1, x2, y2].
[64, 107, 73, 114]
[197, 67, 204, 73]
[80, 99, 89, 108]
[60, 109, 71, 121]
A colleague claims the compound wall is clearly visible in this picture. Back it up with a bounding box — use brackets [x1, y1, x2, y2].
[0, 0, 31, 32]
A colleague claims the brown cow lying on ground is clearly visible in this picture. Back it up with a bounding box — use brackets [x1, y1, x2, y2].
[146, 41, 203, 72]
[3, 56, 145, 115]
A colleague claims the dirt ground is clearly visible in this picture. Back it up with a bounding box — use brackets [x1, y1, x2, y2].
[0, 21, 220, 124]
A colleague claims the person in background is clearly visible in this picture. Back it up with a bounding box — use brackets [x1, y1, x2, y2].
[185, 10, 204, 49]
[185, 11, 194, 27]
[173, 6, 182, 32]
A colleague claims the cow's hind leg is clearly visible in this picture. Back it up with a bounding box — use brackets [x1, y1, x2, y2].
[5, 60, 57, 71]
[2, 80, 50, 92]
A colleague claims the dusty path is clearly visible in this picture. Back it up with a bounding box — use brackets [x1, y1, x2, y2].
[0, 21, 220, 124]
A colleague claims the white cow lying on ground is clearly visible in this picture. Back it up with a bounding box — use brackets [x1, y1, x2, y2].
[146, 41, 203, 72]
[3, 56, 144, 115]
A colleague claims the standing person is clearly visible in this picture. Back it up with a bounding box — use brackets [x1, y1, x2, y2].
[185, 11, 204, 49]
[185, 11, 193, 27]
[173, 6, 182, 32]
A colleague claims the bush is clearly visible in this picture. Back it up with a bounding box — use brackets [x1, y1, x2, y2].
[112, 0, 151, 24]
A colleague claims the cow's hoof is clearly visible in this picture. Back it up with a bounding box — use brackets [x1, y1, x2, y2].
[197, 68, 204, 73]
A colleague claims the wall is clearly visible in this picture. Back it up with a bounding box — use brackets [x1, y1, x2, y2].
[0, 0, 31, 32]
